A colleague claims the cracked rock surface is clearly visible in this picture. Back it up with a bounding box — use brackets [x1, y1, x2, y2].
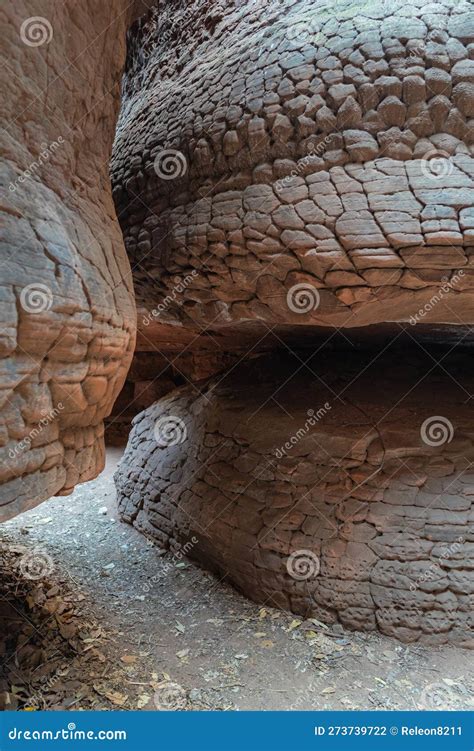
[112, 0, 474, 643]
[0, 2, 143, 521]
[2, 0, 473, 649]
[112, 0, 474, 336]
[115, 344, 474, 646]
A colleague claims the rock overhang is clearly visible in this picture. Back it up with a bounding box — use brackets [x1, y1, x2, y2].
[111, 0, 474, 343]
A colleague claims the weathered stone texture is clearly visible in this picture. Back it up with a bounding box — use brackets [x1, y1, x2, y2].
[112, 0, 474, 338]
[115, 346, 474, 646]
[0, 2, 143, 521]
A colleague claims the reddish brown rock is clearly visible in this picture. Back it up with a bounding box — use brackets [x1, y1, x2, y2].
[0, 2, 145, 521]
[111, 0, 474, 347]
[1, 0, 473, 650]
[115, 345, 474, 646]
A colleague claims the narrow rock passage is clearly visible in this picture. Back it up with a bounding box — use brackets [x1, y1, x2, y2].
[1, 450, 472, 711]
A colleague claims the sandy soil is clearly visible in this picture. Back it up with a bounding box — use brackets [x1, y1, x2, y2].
[1, 448, 472, 712]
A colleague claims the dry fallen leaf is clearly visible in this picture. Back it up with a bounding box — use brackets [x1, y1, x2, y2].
[94, 684, 128, 707]
[105, 691, 128, 707]
[136, 694, 150, 709]
[287, 619, 301, 632]
[309, 618, 329, 630]
[58, 622, 76, 640]
[120, 655, 138, 665]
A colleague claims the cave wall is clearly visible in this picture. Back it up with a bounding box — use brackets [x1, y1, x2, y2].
[111, 0, 474, 342]
[111, 0, 474, 644]
[0, 2, 157, 521]
[115, 346, 474, 646]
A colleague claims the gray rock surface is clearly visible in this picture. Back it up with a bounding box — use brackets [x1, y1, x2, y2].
[115, 345, 474, 646]
[112, 0, 474, 337]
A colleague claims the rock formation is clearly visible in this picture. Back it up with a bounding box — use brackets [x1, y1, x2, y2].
[1, 0, 473, 644]
[111, 0, 474, 338]
[115, 344, 474, 646]
[113, 0, 474, 643]
[0, 2, 147, 521]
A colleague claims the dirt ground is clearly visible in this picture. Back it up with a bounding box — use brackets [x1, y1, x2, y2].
[1, 448, 473, 712]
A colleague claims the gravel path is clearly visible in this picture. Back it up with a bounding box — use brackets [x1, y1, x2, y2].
[1, 449, 472, 712]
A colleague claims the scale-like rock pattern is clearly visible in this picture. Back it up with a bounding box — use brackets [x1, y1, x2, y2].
[112, 1, 474, 644]
[2, 0, 473, 650]
[112, 0, 474, 335]
[0, 2, 144, 521]
[116, 346, 474, 646]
